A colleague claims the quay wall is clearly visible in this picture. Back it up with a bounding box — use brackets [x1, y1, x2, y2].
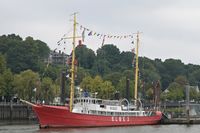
[0, 102, 36, 121]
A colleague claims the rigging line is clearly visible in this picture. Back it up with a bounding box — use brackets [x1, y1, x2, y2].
[65, 27, 73, 37]
[57, 27, 74, 44]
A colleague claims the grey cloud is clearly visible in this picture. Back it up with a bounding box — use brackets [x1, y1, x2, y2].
[0, 0, 200, 64]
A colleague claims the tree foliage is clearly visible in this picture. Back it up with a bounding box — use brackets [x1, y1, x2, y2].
[0, 69, 14, 98]
[116, 76, 134, 99]
[1, 34, 200, 102]
[39, 77, 55, 103]
[0, 55, 14, 99]
[13, 70, 40, 101]
[0, 34, 50, 73]
[0, 54, 6, 74]
[97, 44, 120, 66]
[80, 75, 115, 99]
[75, 45, 95, 69]
[166, 82, 184, 101]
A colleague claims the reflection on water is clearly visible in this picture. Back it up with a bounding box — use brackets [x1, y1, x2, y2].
[0, 124, 200, 133]
[0, 120, 37, 126]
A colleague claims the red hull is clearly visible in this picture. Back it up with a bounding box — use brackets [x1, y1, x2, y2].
[32, 105, 162, 128]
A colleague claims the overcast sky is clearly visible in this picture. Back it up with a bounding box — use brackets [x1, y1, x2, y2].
[1, 0, 200, 65]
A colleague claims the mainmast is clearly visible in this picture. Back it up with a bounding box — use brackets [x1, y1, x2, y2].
[134, 32, 140, 104]
[69, 13, 77, 112]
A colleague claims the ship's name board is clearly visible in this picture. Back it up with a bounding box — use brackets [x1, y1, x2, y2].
[111, 116, 130, 122]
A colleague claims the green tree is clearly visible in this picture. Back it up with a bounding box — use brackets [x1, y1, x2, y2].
[190, 87, 199, 101]
[80, 75, 93, 91]
[0, 34, 50, 73]
[52, 83, 60, 98]
[104, 72, 123, 88]
[140, 57, 160, 84]
[142, 69, 160, 83]
[146, 87, 154, 101]
[100, 81, 115, 99]
[116, 77, 127, 98]
[0, 55, 14, 99]
[138, 58, 162, 101]
[186, 64, 200, 85]
[13, 70, 40, 101]
[166, 82, 184, 101]
[163, 59, 185, 81]
[34, 40, 50, 59]
[154, 58, 169, 89]
[76, 67, 90, 85]
[122, 70, 134, 80]
[119, 51, 133, 69]
[80, 75, 115, 99]
[0, 34, 22, 55]
[174, 75, 188, 86]
[90, 75, 104, 94]
[42, 65, 59, 81]
[116, 76, 134, 99]
[75, 45, 95, 69]
[0, 54, 6, 74]
[92, 59, 110, 76]
[2, 69, 14, 96]
[96, 44, 120, 70]
[39, 77, 55, 103]
[0, 69, 14, 98]
[190, 70, 200, 85]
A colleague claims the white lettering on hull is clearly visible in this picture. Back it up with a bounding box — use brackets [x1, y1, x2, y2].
[111, 116, 130, 122]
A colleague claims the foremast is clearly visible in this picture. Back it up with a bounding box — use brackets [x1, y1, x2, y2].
[69, 13, 77, 112]
[134, 32, 140, 105]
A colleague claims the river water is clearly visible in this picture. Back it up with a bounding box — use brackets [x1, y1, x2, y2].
[0, 124, 200, 133]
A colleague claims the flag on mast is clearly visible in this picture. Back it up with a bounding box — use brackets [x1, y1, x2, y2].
[101, 36, 105, 47]
[88, 31, 92, 36]
[82, 28, 85, 42]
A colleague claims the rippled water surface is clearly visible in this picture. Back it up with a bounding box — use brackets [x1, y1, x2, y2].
[0, 124, 200, 133]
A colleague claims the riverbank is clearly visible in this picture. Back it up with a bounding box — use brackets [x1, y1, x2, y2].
[161, 117, 200, 124]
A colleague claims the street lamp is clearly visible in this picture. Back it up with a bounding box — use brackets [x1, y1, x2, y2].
[33, 88, 37, 103]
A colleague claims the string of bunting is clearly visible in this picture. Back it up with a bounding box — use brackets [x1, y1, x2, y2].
[55, 22, 136, 49]
[55, 27, 74, 50]
[77, 22, 135, 46]
[57, 33, 67, 46]
[78, 23, 134, 41]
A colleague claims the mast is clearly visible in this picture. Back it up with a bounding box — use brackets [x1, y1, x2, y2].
[134, 32, 139, 103]
[69, 13, 77, 112]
